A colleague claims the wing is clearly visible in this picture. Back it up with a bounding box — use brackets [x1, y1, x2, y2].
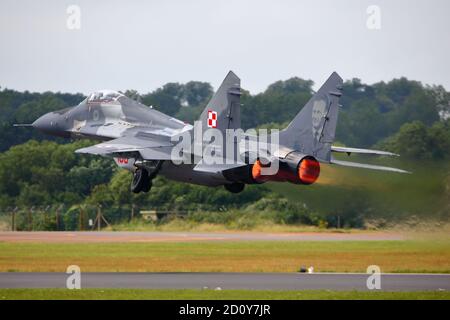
[331, 146, 399, 156]
[75, 135, 180, 160]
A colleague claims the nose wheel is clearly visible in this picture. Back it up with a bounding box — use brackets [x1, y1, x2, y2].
[131, 168, 152, 193]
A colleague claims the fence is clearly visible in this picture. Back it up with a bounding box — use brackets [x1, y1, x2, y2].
[0, 205, 192, 231]
[0, 204, 136, 231]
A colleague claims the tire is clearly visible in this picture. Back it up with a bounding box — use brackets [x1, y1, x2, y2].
[141, 179, 152, 193]
[131, 168, 149, 193]
[224, 183, 245, 194]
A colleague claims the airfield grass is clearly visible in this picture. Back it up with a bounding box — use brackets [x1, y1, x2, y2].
[0, 240, 449, 273]
[106, 220, 354, 233]
[0, 289, 449, 300]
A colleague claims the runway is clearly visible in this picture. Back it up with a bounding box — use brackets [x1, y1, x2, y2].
[0, 273, 448, 291]
[0, 231, 404, 243]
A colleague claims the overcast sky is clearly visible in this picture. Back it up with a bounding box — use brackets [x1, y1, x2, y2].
[0, 0, 449, 95]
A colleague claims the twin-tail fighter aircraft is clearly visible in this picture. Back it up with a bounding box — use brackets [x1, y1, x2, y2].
[26, 71, 408, 194]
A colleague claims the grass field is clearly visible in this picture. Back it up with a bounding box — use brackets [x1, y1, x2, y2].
[0, 289, 449, 300]
[106, 220, 355, 233]
[1, 240, 449, 273]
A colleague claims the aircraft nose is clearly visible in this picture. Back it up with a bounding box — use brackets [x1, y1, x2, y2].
[32, 112, 58, 132]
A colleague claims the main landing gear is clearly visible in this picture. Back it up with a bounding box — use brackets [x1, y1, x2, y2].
[224, 182, 245, 194]
[131, 160, 163, 194]
[131, 168, 152, 193]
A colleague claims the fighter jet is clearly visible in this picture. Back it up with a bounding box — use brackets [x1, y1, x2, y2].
[28, 71, 408, 194]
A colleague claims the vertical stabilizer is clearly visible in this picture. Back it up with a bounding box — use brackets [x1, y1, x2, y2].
[279, 72, 343, 162]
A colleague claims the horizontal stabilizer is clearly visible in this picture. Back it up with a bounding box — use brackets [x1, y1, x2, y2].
[331, 146, 399, 157]
[331, 159, 410, 174]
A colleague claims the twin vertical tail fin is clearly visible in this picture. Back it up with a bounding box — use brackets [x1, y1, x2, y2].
[197, 70, 241, 134]
[193, 71, 243, 171]
[279, 72, 343, 162]
[278, 72, 409, 173]
[194, 70, 408, 174]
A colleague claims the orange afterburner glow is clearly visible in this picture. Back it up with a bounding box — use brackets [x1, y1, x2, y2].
[298, 158, 320, 185]
[251, 157, 320, 185]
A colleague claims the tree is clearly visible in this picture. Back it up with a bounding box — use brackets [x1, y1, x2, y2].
[0, 140, 114, 207]
[376, 121, 432, 159]
[428, 120, 450, 159]
[142, 83, 184, 116]
[241, 78, 313, 129]
[183, 81, 213, 107]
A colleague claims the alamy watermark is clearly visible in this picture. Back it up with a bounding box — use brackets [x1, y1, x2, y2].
[66, 5, 81, 30]
[366, 5, 381, 30]
[66, 265, 81, 289]
[366, 265, 381, 290]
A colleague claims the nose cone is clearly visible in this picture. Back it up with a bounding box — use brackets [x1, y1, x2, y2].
[32, 112, 56, 132]
[32, 112, 70, 138]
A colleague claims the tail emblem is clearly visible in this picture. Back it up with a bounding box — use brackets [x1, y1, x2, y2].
[207, 110, 218, 128]
[312, 99, 327, 142]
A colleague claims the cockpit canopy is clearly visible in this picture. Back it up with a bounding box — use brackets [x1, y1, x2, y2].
[87, 90, 124, 103]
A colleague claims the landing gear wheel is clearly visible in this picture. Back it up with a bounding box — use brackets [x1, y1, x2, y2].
[224, 183, 245, 194]
[141, 179, 152, 193]
[131, 168, 149, 193]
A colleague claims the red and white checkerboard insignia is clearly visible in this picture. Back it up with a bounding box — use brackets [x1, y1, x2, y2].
[207, 110, 218, 128]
